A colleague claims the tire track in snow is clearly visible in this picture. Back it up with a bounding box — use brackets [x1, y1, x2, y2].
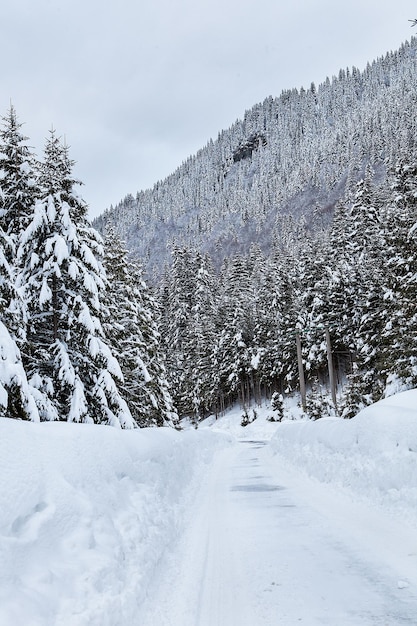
[139, 439, 417, 625]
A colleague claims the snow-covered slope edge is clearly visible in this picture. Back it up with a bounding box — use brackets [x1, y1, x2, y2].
[0, 419, 231, 626]
[270, 389, 417, 526]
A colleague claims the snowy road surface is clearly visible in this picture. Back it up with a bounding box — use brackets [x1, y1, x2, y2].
[140, 438, 417, 625]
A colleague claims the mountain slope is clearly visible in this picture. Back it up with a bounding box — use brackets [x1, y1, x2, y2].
[94, 38, 417, 278]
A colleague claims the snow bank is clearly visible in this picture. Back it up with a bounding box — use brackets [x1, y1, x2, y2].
[0, 419, 230, 626]
[270, 389, 417, 525]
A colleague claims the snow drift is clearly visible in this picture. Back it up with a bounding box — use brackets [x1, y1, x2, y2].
[270, 389, 417, 525]
[0, 419, 230, 626]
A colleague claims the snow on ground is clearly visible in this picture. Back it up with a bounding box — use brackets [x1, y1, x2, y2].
[204, 389, 417, 528]
[139, 392, 417, 625]
[0, 419, 230, 626]
[269, 389, 417, 527]
[1, 389, 417, 625]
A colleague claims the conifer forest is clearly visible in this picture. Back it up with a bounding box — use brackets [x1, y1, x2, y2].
[2, 38, 417, 426]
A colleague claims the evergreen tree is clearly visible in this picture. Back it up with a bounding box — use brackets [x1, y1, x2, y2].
[214, 255, 255, 408]
[0, 225, 39, 421]
[0, 107, 41, 421]
[0, 105, 38, 262]
[0, 106, 39, 346]
[320, 180, 387, 417]
[379, 159, 417, 392]
[342, 175, 389, 409]
[182, 252, 218, 420]
[103, 227, 177, 427]
[251, 250, 294, 395]
[159, 247, 197, 418]
[159, 247, 219, 421]
[134, 263, 178, 426]
[17, 130, 135, 427]
[270, 391, 284, 421]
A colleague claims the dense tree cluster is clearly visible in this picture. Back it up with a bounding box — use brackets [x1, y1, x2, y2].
[157, 162, 417, 420]
[91, 36, 417, 421]
[0, 106, 176, 427]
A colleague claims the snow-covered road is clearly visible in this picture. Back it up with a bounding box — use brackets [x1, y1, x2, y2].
[2, 393, 417, 625]
[140, 437, 417, 625]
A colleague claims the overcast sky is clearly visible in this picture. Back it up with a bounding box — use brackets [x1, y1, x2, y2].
[2, 0, 416, 219]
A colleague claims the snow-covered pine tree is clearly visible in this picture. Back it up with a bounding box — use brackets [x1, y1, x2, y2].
[296, 234, 331, 377]
[159, 247, 219, 421]
[270, 391, 284, 421]
[214, 255, 255, 408]
[183, 252, 218, 420]
[277, 253, 306, 394]
[379, 159, 417, 393]
[0, 105, 38, 263]
[0, 107, 43, 421]
[249, 247, 293, 398]
[103, 227, 177, 427]
[0, 224, 39, 421]
[132, 261, 178, 427]
[0, 105, 40, 349]
[159, 247, 197, 418]
[17, 130, 135, 427]
[322, 202, 359, 359]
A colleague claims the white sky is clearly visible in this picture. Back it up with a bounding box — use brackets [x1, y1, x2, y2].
[2, 0, 416, 219]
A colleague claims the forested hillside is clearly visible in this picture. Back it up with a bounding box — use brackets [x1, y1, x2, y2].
[95, 38, 417, 279]
[95, 37, 417, 422]
[1, 38, 417, 428]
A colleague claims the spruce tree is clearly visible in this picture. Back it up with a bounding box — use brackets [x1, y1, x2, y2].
[17, 130, 135, 427]
[159, 247, 197, 418]
[103, 227, 177, 427]
[133, 263, 178, 426]
[183, 252, 218, 420]
[0, 225, 39, 421]
[379, 159, 417, 392]
[0, 105, 39, 346]
[323, 181, 387, 416]
[214, 255, 255, 407]
[0, 105, 38, 262]
[0, 107, 41, 421]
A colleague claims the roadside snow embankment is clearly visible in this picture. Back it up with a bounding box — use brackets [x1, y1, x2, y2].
[0, 419, 231, 626]
[270, 389, 417, 525]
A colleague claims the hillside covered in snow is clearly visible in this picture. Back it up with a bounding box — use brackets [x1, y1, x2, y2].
[95, 38, 417, 279]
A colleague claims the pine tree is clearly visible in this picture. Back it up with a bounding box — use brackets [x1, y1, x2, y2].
[0, 105, 38, 261]
[0, 225, 39, 421]
[182, 252, 218, 420]
[159, 247, 198, 418]
[0, 108, 41, 421]
[379, 159, 417, 392]
[343, 175, 389, 408]
[213, 255, 256, 408]
[17, 130, 135, 427]
[271, 391, 284, 421]
[319, 179, 388, 416]
[133, 263, 178, 426]
[251, 250, 293, 395]
[103, 227, 177, 426]
[0, 106, 39, 347]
